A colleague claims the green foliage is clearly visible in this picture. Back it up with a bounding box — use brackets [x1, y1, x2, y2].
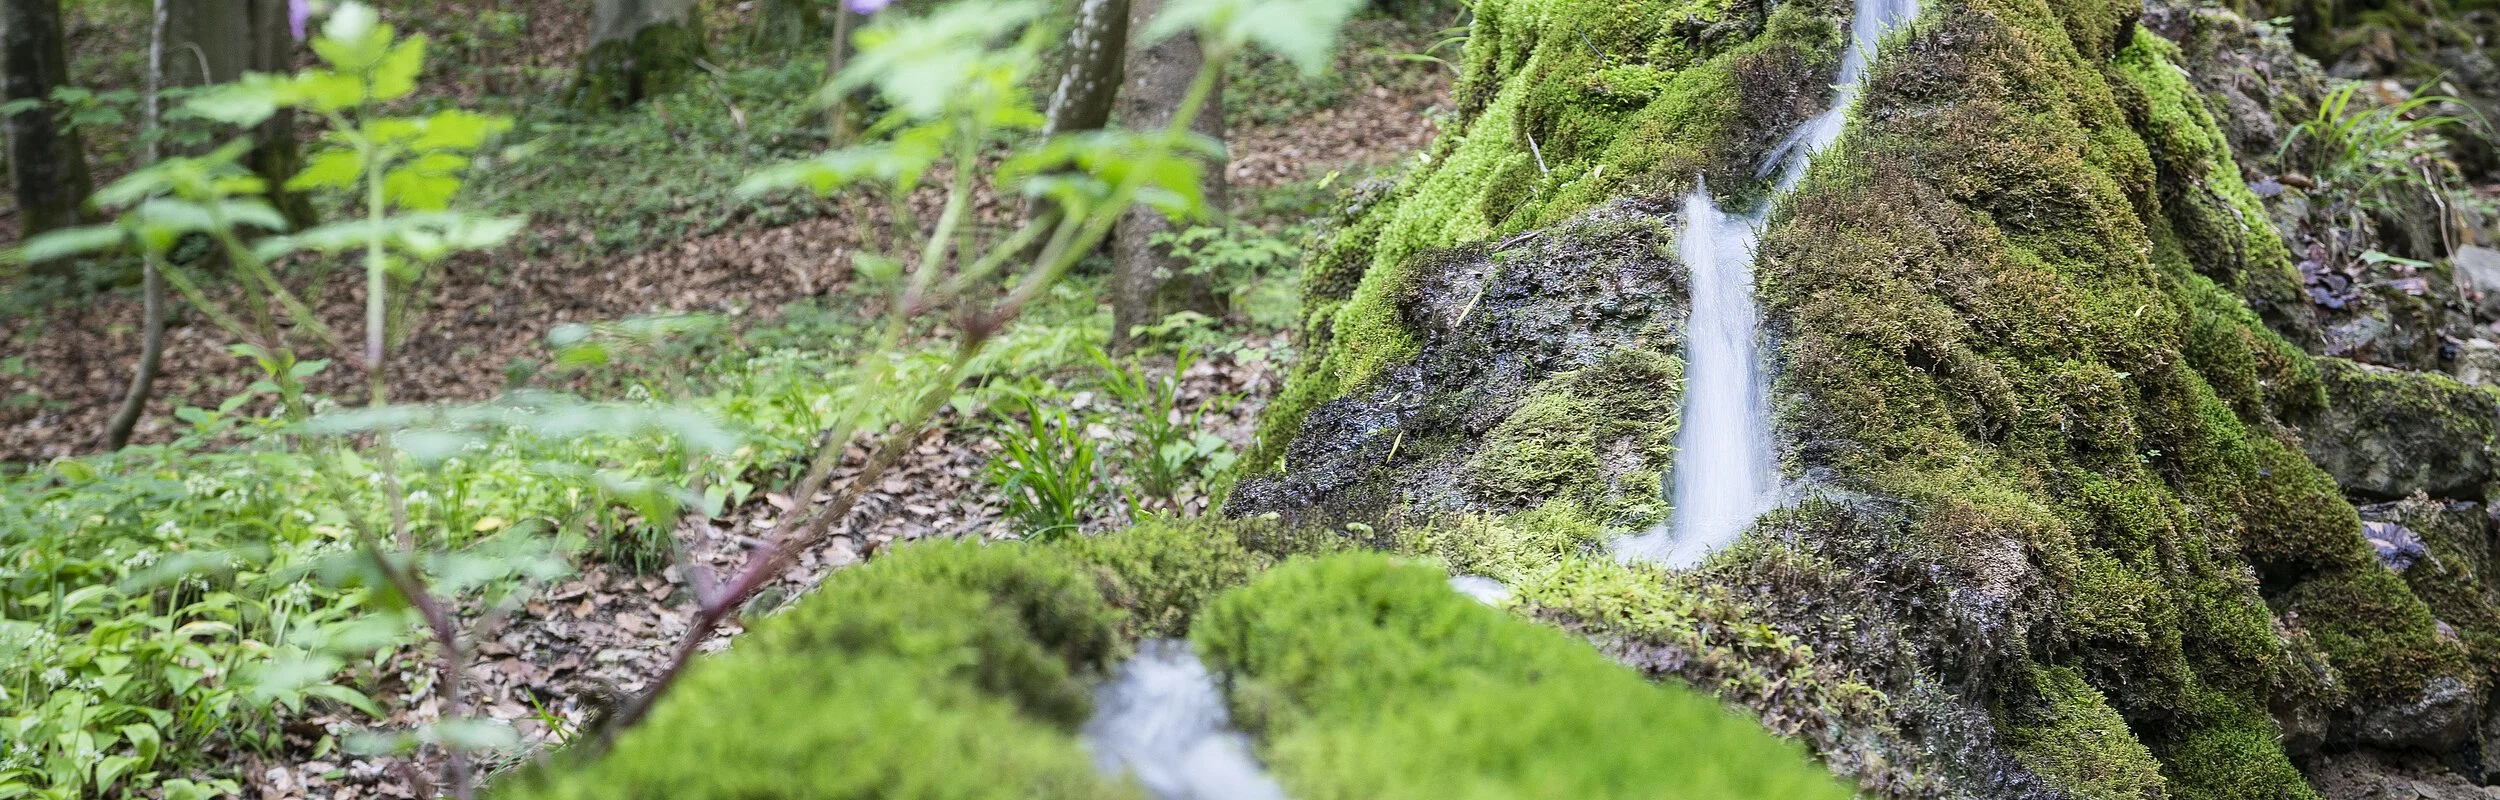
[986, 395, 1108, 541]
[1087, 347, 1239, 511]
[2279, 81, 2478, 216]
[493, 540, 1134, 800]
[1192, 554, 1858, 799]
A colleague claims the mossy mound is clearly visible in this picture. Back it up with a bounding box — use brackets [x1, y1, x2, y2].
[1243, 0, 2500, 796]
[492, 540, 1134, 800]
[1192, 553, 1858, 800]
[496, 520, 1294, 799]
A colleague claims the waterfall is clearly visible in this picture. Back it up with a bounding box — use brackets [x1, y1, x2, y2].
[1620, 0, 1920, 568]
[1084, 640, 1289, 800]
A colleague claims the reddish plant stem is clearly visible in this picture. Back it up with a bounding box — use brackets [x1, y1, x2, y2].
[363, 541, 474, 800]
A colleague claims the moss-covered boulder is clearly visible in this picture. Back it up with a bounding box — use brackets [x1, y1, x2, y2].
[494, 520, 1302, 799]
[1238, 0, 2500, 796]
[2299, 358, 2500, 500]
[1193, 553, 1859, 799]
[492, 540, 1135, 799]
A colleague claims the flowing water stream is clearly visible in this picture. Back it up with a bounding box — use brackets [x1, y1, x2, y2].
[1084, 640, 1288, 800]
[1620, 0, 1921, 568]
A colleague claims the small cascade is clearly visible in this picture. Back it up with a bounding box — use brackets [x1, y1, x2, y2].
[1621, 0, 1919, 568]
[1084, 640, 1289, 800]
[1448, 575, 1513, 605]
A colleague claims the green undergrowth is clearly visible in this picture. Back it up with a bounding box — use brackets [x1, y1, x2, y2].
[0, 285, 1109, 791]
[1193, 554, 1857, 799]
[476, 56, 834, 258]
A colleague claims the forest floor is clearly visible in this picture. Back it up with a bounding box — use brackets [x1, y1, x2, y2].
[0, 3, 1453, 797]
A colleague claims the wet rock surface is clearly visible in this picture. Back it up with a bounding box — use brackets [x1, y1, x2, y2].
[1228, 204, 1690, 528]
[2301, 358, 2500, 500]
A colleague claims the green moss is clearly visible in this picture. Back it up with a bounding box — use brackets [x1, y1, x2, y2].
[1465, 347, 1683, 517]
[1194, 554, 1857, 800]
[2005, 667, 2168, 800]
[1404, 497, 1608, 585]
[1263, 0, 1851, 433]
[1060, 518, 1277, 640]
[496, 540, 1129, 799]
[2281, 565, 2472, 706]
[2153, 688, 2321, 800]
[1469, 393, 1603, 501]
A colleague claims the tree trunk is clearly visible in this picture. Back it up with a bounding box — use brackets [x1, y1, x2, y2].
[1108, 0, 1223, 353]
[3, 0, 95, 278]
[161, 0, 311, 227]
[110, 0, 172, 451]
[572, 0, 705, 112]
[1043, 0, 1128, 139]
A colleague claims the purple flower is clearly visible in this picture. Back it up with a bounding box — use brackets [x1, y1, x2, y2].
[845, 0, 892, 13]
[289, 0, 312, 40]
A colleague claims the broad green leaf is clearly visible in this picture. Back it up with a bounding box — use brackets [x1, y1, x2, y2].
[370, 35, 427, 101]
[219, 199, 291, 232]
[1141, 0, 1360, 75]
[834, 0, 1044, 120]
[412, 109, 511, 151]
[295, 71, 369, 113]
[302, 684, 385, 718]
[288, 149, 364, 191]
[118, 724, 160, 763]
[739, 140, 939, 197]
[16, 225, 125, 263]
[437, 214, 524, 250]
[851, 252, 902, 284]
[315, 4, 392, 72]
[93, 755, 137, 791]
[183, 77, 285, 126]
[381, 152, 470, 210]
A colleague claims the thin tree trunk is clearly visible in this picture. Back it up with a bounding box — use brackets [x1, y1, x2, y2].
[1043, 0, 1128, 138]
[109, 0, 172, 451]
[244, 0, 312, 228]
[825, 5, 856, 145]
[1022, 0, 1128, 246]
[3, 0, 96, 279]
[1109, 0, 1224, 353]
[106, 258, 165, 449]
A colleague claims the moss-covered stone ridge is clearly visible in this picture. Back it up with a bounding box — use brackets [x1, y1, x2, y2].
[493, 520, 1305, 800]
[1192, 553, 1860, 800]
[1240, 0, 2500, 797]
